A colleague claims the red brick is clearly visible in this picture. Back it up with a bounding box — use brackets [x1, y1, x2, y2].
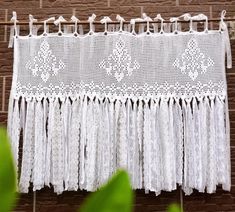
[0, 41, 13, 76]
[0, 77, 2, 111]
[142, 5, 211, 19]
[0, 1, 234, 212]
[4, 76, 12, 112]
[41, 0, 108, 8]
[0, 111, 7, 125]
[179, 0, 235, 5]
[0, 1, 40, 9]
[110, 0, 176, 7]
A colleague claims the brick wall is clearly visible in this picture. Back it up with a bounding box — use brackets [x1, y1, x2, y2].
[0, 0, 235, 211]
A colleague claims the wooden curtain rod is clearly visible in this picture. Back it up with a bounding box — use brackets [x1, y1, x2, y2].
[0, 18, 235, 26]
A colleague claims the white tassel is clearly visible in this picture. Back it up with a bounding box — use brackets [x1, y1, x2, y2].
[10, 99, 21, 171]
[68, 99, 80, 191]
[85, 99, 97, 190]
[223, 96, 231, 191]
[33, 100, 44, 191]
[19, 100, 35, 193]
[143, 99, 151, 192]
[109, 99, 116, 175]
[118, 100, 128, 169]
[159, 98, 172, 192]
[168, 98, 176, 190]
[173, 98, 183, 186]
[214, 97, 226, 186]
[104, 99, 112, 180]
[192, 97, 203, 191]
[149, 99, 158, 192]
[199, 97, 208, 192]
[137, 100, 143, 188]
[79, 96, 88, 189]
[182, 99, 193, 195]
[61, 98, 71, 190]
[130, 99, 140, 189]
[207, 97, 216, 193]
[42, 98, 48, 187]
[96, 98, 103, 187]
[51, 99, 64, 194]
[44, 99, 54, 187]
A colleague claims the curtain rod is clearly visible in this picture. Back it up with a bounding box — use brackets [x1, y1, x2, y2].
[0, 18, 235, 26]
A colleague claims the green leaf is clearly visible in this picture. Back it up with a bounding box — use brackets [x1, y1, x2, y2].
[0, 127, 17, 212]
[79, 170, 134, 212]
[167, 203, 182, 212]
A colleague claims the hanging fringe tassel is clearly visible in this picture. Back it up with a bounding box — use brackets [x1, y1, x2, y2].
[9, 99, 21, 171]
[79, 96, 88, 190]
[33, 100, 44, 191]
[85, 99, 97, 191]
[67, 99, 80, 191]
[173, 98, 183, 186]
[61, 98, 71, 190]
[44, 99, 53, 187]
[182, 99, 193, 195]
[51, 99, 64, 194]
[19, 100, 35, 193]
[137, 100, 144, 189]
[10, 94, 230, 194]
[224, 96, 231, 191]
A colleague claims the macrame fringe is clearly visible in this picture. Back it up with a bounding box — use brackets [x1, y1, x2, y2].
[8, 94, 231, 195]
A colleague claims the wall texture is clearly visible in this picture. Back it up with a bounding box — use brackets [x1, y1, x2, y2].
[0, 0, 235, 211]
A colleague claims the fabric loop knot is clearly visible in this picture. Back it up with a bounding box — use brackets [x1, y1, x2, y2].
[116, 15, 125, 32]
[43, 17, 55, 35]
[100, 16, 112, 33]
[54, 16, 67, 35]
[71, 15, 80, 35]
[29, 14, 37, 36]
[154, 14, 164, 33]
[142, 13, 152, 34]
[88, 13, 96, 34]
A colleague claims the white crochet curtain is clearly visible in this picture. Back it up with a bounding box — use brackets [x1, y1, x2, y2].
[7, 11, 232, 195]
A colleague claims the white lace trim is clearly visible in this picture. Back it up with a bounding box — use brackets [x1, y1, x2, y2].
[14, 80, 226, 101]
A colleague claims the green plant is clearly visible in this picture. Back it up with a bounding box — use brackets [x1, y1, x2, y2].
[80, 170, 134, 212]
[79, 169, 182, 212]
[167, 203, 182, 212]
[0, 127, 17, 212]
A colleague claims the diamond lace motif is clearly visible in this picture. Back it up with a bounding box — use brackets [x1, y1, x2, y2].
[99, 37, 140, 82]
[26, 39, 65, 82]
[173, 37, 214, 81]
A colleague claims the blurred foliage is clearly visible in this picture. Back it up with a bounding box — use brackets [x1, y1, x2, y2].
[80, 170, 134, 212]
[167, 203, 182, 212]
[0, 127, 17, 212]
[79, 169, 182, 212]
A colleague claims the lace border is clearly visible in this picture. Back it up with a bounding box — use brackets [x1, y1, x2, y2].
[13, 80, 226, 101]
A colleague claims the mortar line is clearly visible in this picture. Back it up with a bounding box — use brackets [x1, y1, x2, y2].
[0, 111, 8, 113]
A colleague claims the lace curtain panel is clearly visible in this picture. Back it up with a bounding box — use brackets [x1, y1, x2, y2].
[7, 11, 232, 195]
